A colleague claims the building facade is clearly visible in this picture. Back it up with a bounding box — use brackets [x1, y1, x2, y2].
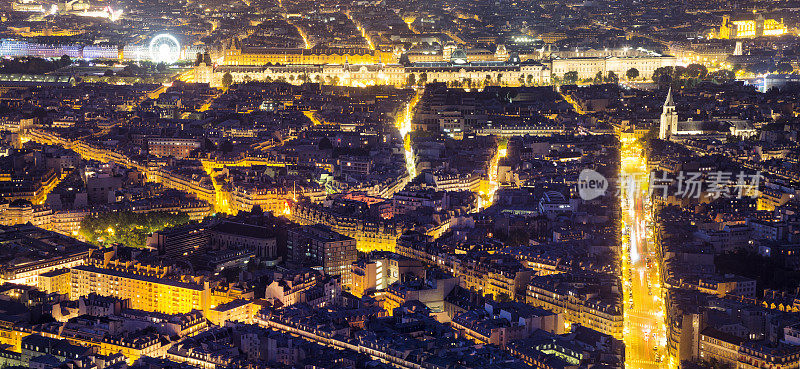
[287, 225, 357, 285]
[70, 264, 212, 316]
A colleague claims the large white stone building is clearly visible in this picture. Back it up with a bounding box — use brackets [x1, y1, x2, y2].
[195, 60, 551, 88]
[551, 55, 677, 80]
[193, 46, 676, 87]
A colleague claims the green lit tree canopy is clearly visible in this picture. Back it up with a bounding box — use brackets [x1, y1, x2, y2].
[79, 211, 190, 248]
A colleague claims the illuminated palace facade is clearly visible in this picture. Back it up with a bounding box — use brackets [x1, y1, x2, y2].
[198, 39, 552, 87]
[221, 39, 394, 66]
[719, 14, 788, 39]
[550, 48, 678, 80]
[196, 42, 680, 88]
[198, 61, 552, 88]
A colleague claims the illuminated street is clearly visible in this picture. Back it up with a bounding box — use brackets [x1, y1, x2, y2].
[201, 161, 231, 214]
[396, 90, 422, 179]
[478, 141, 504, 209]
[288, 19, 311, 49]
[620, 137, 669, 369]
[345, 12, 375, 50]
[395, 89, 501, 210]
[565, 89, 670, 369]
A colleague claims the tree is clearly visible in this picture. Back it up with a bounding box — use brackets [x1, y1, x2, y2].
[657, 73, 672, 90]
[626, 68, 639, 80]
[563, 71, 578, 84]
[526, 74, 533, 85]
[419, 72, 428, 86]
[103, 69, 115, 77]
[674, 66, 688, 79]
[406, 73, 416, 88]
[118, 64, 144, 77]
[221, 72, 233, 89]
[605, 71, 619, 84]
[79, 211, 190, 248]
[398, 54, 411, 65]
[686, 64, 708, 79]
[518, 75, 525, 86]
[708, 69, 734, 84]
[747, 62, 774, 75]
[9, 57, 55, 74]
[59, 55, 72, 67]
[652, 66, 674, 82]
[155, 62, 167, 72]
[594, 71, 604, 84]
[496, 73, 503, 84]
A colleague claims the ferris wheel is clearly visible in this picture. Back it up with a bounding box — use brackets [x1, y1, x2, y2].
[149, 34, 181, 64]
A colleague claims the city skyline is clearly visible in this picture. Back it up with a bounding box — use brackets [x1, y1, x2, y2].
[0, 0, 798, 368]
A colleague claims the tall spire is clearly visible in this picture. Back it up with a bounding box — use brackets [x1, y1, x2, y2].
[659, 87, 678, 140]
[664, 87, 674, 107]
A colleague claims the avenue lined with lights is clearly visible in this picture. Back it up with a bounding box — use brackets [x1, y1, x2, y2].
[620, 137, 670, 369]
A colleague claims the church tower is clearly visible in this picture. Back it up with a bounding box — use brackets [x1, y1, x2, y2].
[659, 87, 678, 139]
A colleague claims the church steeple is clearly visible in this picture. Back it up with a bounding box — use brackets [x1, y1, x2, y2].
[659, 87, 678, 140]
[663, 87, 674, 108]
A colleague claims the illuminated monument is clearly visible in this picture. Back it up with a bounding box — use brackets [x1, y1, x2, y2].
[719, 14, 787, 39]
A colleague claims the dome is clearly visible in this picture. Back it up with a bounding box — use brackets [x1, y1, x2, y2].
[450, 49, 468, 64]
